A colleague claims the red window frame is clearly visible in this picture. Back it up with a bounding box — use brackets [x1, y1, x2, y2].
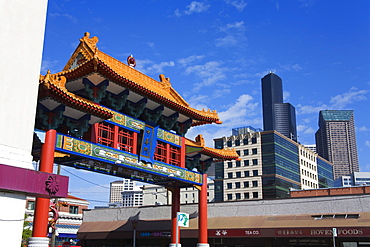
[117, 128, 134, 152]
[97, 122, 114, 148]
[169, 145, 181, 166]
[154, 141, 167, 163]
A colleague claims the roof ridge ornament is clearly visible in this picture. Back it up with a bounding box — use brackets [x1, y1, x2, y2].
[80, 32, 99, 52]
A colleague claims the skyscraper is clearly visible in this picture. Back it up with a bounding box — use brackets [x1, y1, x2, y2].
[315, 110, 359, 180]
[261, 72, 297, 142]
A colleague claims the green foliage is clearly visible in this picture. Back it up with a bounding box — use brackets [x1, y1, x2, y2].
[21, 214, 32, 247]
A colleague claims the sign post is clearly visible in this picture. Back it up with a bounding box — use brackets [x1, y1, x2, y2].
[332, 228, 337, 247]
[176, 212, 189, 247]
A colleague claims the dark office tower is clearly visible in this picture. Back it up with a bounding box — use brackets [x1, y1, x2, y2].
[315, 110, 359, 180]
[261, 72, 297, 142]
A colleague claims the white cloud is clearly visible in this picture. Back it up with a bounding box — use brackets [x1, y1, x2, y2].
[358, 126, 370, 132]
[298, 0, 314, 8]
[41, 59, 59, 74]
[174, 1, 210, 17]
[136, 59, 175, 74]
[225, 0, 247, 11]
[330, 87, 368, 109]
[49, 12, 77, 24]
[219, 94, 258, 123]
[365, 141, 370, 147]
[296, 104, 328, 115]
[220, 21, 245, 32]
[279, 63, 303, 71]
[215, 35, 239, 47]
[185, 61, 227, 91]
[178, 55, 205, 67]
[283, 91, 290, 101]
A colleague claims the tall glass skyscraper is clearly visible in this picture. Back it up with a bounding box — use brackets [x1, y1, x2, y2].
[315, 110, 359, 180]
[261, 72, 297, 142]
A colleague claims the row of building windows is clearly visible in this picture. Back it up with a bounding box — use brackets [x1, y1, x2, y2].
[299, 149, 316, 162]
[302, 179, 317, 188]
[227, 159, 258, 168]
[301, 169, 317, 180]
[226, 137, 258, 147]
[227, 170, 259, 178]
[227, 180, 258, 189]
[300, 159, 317, 171]
[235, 148, 258, 156]
[227, 191, 259, 200]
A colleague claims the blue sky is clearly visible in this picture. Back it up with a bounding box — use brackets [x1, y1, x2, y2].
[41, 0, 370, 207]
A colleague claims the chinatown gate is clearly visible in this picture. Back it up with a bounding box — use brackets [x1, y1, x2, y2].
[30, 33, 239, 247]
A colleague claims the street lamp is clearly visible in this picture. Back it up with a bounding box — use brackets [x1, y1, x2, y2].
[132, 220, 138, 247]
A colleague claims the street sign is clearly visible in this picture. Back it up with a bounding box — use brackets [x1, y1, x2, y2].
[177, 212, 189, 227]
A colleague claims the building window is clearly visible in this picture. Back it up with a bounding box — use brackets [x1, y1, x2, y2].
[235, 193, 241, 200]
[253, 192, 258, 198]
[227, 141, 232, 147]
[169, 145, 181, 166]
[227, 162, 233, 168]
[244, 149, 249, 155]
[244, 160, 249, 166]
[244, 181, 249, 188]
[252, 159, 258, 165]
[235, 140, 240, 146]
[227, 194, 232, 200]
[236, 161, 241, 167]
[97, 122, 114, 147]
[27, 201, 35, 210]
[69, 205, 79, 214]
[227, 183, 232, 189]
[252, 181, 258, 187]
[235, 182, 241, 188]
[236, 150, 241, 156]
[154, 141, 167, 162]
[244, 192, 250, 199]
[243, 139, 248, 145]
[253, 170, 258, 176]
[252, 148, 258, 155]
[228, 173, 233, 179]
[251, 137, 257, 144]
[244, 171, 250, 177]
[236, 172, 241, 178]
[117, 128, 134, 152]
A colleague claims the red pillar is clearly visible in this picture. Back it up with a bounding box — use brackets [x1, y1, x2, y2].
[171, 187, 180, 246]
[198, 173, 209, 247]
[180, 137, 186, 168]
[32, 129, 56, 237]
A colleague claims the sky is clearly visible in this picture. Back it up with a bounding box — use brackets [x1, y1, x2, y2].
[41, 0, 370, 208]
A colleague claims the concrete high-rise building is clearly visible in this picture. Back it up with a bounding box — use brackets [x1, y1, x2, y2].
[213, 127, 333, 201]
[261, 72, 297, 142]
[109, 179, 135, 204]
[315, 110, 359, 180]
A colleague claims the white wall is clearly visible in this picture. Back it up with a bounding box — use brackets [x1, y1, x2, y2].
[0, 1, 48, 246]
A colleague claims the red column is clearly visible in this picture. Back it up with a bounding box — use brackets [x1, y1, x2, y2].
[32, 129, 57, 237]
[180, 137, 186, 168]
[132, 132, 138, 154]
[171, 187, 180, 245]
[198, 173, 209, 246]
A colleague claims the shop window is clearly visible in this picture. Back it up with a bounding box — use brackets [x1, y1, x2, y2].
[27, 201, 35, 210]
[117, 128, 134, 152]
[154, 141, 167, 162]
[69, 205, 79, 214]
[97, 122, 114, 147]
